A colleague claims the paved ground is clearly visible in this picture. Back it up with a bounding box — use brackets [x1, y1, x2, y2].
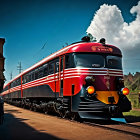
[0, 103, 139, 140]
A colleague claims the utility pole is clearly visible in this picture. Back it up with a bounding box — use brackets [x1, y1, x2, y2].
[10, 72, 13, 80]
[17, 62, 23, 74]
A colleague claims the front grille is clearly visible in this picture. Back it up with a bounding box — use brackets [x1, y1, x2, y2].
[78, 100, 107, 112]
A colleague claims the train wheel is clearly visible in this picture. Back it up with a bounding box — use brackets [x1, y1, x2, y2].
[22, 104, 26, 109]
[59, 111, 66, 119]
[44, 111, 48, 114]
[30, 105, 34, 111]
[43, 107, 49, 114]
[70, 113, 76, 120]
[33, 106, 37, 112]
[21, 101, 25, 108]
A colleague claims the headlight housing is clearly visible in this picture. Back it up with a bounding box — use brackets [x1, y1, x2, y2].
[121, 87, 129, 95]
[85, 76, 95, 84]
[87, 86, 95, 94]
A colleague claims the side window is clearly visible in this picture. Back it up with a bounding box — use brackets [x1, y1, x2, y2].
[65, 54, 69, 68]
[38, 67, 44, 78]
[13, 81, 15, 87]
[28, 73, 31, 82]
[49, 61, 54, 75]
[65, 54, 74, 69]
[22, 75, 25, 84]
[31, 71, 35, 81]
[26, 74, 29, 83]
[25, 74, 28, 83]
[16, 78, 21, 86]
[35, 69, 38, 79]
[60, 57, 63, 71]
[43, 63, 48, 76]
[23, 75, 26, 84]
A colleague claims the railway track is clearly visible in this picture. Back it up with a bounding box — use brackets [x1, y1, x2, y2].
[4, 102, 140, 138]
[83, 121, 140, 138]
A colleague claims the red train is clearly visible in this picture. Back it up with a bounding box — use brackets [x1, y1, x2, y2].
[0, 37, 131, 122]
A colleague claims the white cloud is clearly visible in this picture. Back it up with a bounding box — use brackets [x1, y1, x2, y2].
[86, 1, 140, 73]
[86, 2, 140, 51]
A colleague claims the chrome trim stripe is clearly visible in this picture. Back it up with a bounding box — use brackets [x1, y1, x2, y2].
[65, 67, 123, 71]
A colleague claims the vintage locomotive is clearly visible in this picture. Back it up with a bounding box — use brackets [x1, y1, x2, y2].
[1, 37, 131, 122]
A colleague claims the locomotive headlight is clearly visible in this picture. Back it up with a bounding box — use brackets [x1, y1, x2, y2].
[85, 76, 95, 84]
[87, 86, 95, 94]
[121, 88, 129, 95]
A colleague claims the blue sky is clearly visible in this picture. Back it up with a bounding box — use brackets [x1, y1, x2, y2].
[0, 0, 139, 82]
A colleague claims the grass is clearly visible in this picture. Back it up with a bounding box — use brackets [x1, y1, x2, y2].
[127, 93, 140, 109]
[122, 93, 140, 117]
[123, 110, 140, 117]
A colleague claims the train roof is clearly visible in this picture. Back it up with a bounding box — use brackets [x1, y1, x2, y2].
[4, 42, 122, 87]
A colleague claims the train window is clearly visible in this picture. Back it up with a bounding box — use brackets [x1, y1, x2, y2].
[13, 81, 15, 87]
[35, 69, 38, 79]
[43, 63, 48, 76]
[26, 74, 29, 83]
[16, 78, 19, 86]
[22, 74, 29, 83]
[60, 57, 63, 71]
[54, 58, 59, 73]
[28, 74, 31, 82]
[49, 62, 54, 75]
[16, 80, 18, 86]
[16, 78, 20, 86]
[65, 55, 70, 68]
[22, 75, 25, 84]
[23, 75, 25, 83]
[74, 53, 104, 68]
[14, 81, 16, 87]
[31, 71, 35, 81]
[65, 54, 75, 69]
[22, 76, 24, 84]
[106, 56, 122, 69]
[38, 67, 44, 78]
[19, 77, 21, 85]
[11, 82, 13, 88]
[17, 78, 19, 85]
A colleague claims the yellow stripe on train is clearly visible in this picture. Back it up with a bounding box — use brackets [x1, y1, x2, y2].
[96, 91, 119, 104]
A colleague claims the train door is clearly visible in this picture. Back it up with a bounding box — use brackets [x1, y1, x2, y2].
[59, 56, 64, 97]
[58, 54, 74, 97]
[54, 58, 59, 96]
[48, 58, 59, 98]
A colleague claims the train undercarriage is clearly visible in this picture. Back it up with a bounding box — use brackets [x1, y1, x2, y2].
[4, 94, 131, 123]
[4, 97, 78, 120]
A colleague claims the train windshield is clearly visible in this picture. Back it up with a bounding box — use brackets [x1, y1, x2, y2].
[106, 55, 122, 69]
[74, 53, 105, 68]
[74, 53, 122, 69]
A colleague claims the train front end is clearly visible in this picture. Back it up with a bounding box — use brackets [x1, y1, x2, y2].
[68, 42, 131, 122]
